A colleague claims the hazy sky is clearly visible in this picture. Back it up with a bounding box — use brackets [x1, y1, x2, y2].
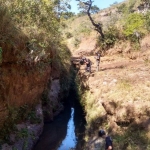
[70, 0, 125, 13]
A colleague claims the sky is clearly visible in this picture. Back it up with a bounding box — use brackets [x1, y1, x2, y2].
[69, 0, 125, 14]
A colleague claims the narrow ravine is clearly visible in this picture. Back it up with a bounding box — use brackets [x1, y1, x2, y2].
[33, 89, 86, 150]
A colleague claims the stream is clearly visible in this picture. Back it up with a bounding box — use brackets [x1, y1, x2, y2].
[33, 91, 86, 150]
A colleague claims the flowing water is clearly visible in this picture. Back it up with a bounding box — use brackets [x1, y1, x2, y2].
[33, 92, 86, 150]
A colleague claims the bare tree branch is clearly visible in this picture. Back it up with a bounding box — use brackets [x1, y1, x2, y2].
[82, 0, 104, 39]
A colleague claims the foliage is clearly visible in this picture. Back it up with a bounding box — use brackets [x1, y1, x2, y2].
[77, 1, 88, 14]
[78, 22, 91, 35]
[0, 0, 72, 93]
[123, 13, 145, 40]
[54, 0, 71, 15]
[114, 128, 149, 150]
[128, 0, 137, 13]
[96, 26, 120, 51]
[77, 1, 100, 14]
[110, 1, 118, 6]
[90, 5, 100, 14]
[0, 104, 41, 143]
[73, 38, 81, 48]
[0, 0, 72, 64]
[77, 12, 87, 17]
[61, 12, 76, 19]
[141, 0, 150, 4]
[17, 128, 28, 139]
[58, 43, 72, 98]
[65, 32, 73, 38]
[117, 3, 128, 14]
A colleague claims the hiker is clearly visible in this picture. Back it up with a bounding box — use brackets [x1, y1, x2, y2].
[85, 58, 91, 73]
[80, 56, 86, 65]
[95, 52, 101, 71]
[98, 130, 113, 150]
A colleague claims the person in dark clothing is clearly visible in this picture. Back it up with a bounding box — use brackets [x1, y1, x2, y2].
[98, 130, 113, 150]
[80, 57, 87, 65]
[95, 52, 101, 71]
[85, 58, 91, 73]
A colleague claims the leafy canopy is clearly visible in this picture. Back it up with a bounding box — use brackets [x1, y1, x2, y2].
[123, 13, 145, 37]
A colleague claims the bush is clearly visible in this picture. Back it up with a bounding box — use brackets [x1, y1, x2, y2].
[65, 32, 73, 38]
[117, 3, 128, 14]
[96, 26, 120, 51]
[123, 13, 145, 41]
[79, 24, 91, 35]
[73, 38, 81, 48]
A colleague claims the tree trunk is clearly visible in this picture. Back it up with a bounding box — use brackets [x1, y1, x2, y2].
[86, 0, 104, 39]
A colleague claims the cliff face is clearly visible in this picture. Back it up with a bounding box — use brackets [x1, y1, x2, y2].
[1, 64, 51, 107]
[0, 27, 53, 126]
[0, 3, 72, 149]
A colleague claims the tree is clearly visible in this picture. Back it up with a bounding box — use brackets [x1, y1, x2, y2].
[91, 5, 100, 14]
[61, 12, 75, 19]
[76, 0, 104, 39]
[77, 1, 88, 15]
[110, 1, 118, 6]
[54, 0, 71, 18]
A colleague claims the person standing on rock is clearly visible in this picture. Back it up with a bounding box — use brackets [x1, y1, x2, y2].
[98, 130, 113, 150]
[95, 52, 101, 71]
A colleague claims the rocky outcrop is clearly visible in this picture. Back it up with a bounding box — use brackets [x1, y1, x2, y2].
[43, 79, 64, 122]
[0, 62, 51, 127]
[2, 103, 44, 150]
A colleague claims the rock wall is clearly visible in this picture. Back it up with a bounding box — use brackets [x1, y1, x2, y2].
[2, 103, 44, 150]
[43, 79, 64, 122]
[0, 62, 51, 126]
[0, 30, 63, 149]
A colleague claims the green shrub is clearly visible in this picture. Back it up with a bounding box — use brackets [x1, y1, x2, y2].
[0, 104, 40, 143]
[117, 3, 128, 14]
[65, 32, 73, 38]
[96, 26, 120, 51]
[123, 13, 145, 40]
[79, 24, 91, 35]
[73, 38, 81, 48]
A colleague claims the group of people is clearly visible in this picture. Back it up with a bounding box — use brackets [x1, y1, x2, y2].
[80, 57, 91, 72]
[80, 52, 101, 73]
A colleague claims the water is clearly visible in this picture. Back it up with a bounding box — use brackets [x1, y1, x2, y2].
[58, 108, 76, 150]
[33, 97, 86, 150]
